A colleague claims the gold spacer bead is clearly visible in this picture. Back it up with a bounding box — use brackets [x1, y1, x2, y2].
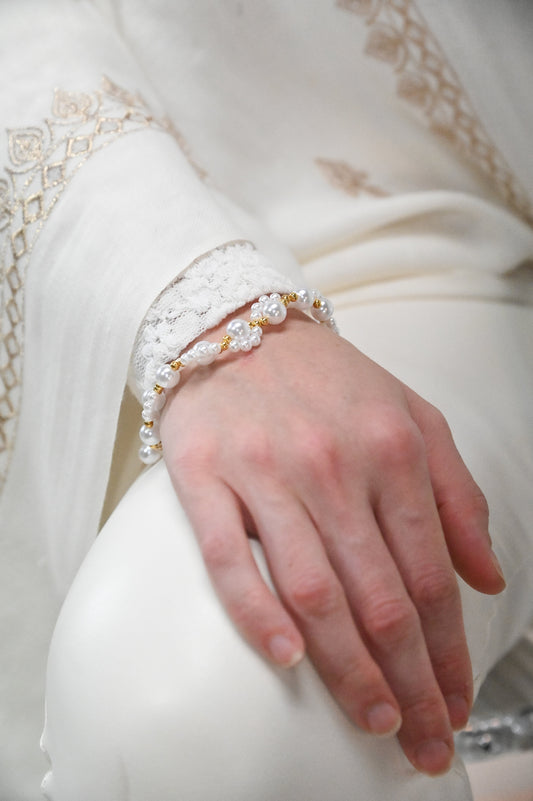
[170, 360, 182, 371]
[144, 421, 154, 428]
[152, 442, 163, 451]
[220, 335, 232, 351]
[313, 298, 322, 308]
[281, 294, 291, 306]
[288, 291, 298, 302]
[154, 384, 164, 394]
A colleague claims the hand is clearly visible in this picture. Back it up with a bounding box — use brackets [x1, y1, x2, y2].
[159, 308, 505, 776]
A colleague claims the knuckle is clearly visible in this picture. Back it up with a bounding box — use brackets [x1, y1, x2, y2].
[401, 692, 447, 724]
[235, 428, 274, 470]
[228, 585, 268, 629]
[365, 596, 418, 647]
[468, 488, 490, 524]
[423, 402, 450, 435]
[411, 566, 459, 614]
[200, 530, 232, 572]
[294, 424, 340, 478]
[364, 406, 424, 470]
[169, 439, 217, 480]
[288, 570, 343, 619]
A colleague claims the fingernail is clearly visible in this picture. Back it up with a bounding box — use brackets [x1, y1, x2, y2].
[366, 703, 402, 737]
[269, 635, 304, 668]
[413, 739, 453, 775]
[491, 551, 506, 585]
[445, 694, 470, 730]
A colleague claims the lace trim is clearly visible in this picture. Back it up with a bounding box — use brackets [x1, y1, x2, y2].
[130, 242, 296, 398]
[0, 77, 175, 494]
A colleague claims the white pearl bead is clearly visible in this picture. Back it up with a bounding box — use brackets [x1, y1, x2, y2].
[139, 444, 161, 465]
[229, 339, 241, 352]
[258, 295, 269, 303]
[310, 297, 334, 322]
[240, 339, 253, 351]
[263, 299, 287, 324]
[179, 352, 191, 366]
[226, 318, 249, 341]
[139, 423, 160, 446]
[155, 364, 181, 389]
[250, 309, 263, 321]
[269, 292, 281, 300]
[294, 287, 314, 310]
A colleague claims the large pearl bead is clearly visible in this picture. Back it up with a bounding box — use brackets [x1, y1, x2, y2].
[263, 299, 287, 324]
[138, 444, 161, 465]
[139, 423, 160, 446]
[311, 297, 334, 322]
[155, 364, 181, 389]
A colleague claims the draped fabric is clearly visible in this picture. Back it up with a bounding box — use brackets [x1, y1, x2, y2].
[0, 1, 532, 797]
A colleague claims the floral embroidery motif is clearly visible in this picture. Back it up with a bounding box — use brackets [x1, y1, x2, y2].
[316, 158, 389, 198]
[0, 78, 181, 492]
[337, 0, 533, 226]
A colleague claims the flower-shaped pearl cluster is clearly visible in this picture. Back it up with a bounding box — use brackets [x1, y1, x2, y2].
[138, 289, 337, 465]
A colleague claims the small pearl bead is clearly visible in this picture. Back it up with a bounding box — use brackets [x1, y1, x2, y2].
[229, 339, 241, 352]
[269, 292, 281, 300]
[139, 424, 160, 446]
[139, 445, 161, 465]
[263, 299, 287, 324]
[155, 364, 181, 389]
[311, 297, 334, 322]
[250, 309, 263, 321]
[240, 339, 253, 351]
[226, 318, 249, 341]
[258, 295, 269, 303]
[294, 287, 313, 310]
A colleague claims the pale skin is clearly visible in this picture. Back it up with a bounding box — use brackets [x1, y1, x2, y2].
[159, 306, 506, 777]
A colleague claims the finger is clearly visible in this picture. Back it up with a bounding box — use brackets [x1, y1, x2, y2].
[240, 479, 403, 738]
[172, 474, 305, 668]
[311, 491, 456, 776]
[406, 391, 506, 594]
[368, 418, 472, 742]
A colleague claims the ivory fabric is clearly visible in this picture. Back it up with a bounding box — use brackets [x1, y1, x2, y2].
[42, 296, 533, 801]
[0, 0, 532, 798]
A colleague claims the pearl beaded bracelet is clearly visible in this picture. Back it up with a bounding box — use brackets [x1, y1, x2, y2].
[138, 288, 337, 465]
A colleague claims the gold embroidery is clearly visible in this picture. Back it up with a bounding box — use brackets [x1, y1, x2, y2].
[0, 78, 176, 492]
[337, 0, 533, 226]
[316, 158, 389, 197]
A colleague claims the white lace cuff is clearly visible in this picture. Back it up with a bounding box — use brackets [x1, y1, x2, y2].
[129, 242, 296, 399]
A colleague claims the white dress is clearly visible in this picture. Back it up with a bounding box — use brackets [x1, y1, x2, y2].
[0, 1, 532, 798]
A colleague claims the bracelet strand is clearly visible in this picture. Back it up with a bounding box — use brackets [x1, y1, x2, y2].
[138, 288, 338, 464]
